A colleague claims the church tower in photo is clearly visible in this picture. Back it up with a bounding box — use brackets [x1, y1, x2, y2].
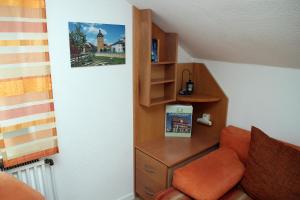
[97, 29, 104, 52]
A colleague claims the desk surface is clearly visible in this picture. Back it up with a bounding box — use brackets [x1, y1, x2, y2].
[135, 133, 219, 167]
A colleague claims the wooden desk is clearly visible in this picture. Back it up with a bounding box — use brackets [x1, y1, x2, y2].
[135, 133, 218, 200]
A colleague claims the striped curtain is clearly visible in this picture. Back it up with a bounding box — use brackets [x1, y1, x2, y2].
[0, 0, 58, 167]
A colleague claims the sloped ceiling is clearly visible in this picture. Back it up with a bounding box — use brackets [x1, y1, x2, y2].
[127, 0, 300, 68]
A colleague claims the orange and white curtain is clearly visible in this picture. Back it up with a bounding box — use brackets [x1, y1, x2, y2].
[0, 0, 58, 167]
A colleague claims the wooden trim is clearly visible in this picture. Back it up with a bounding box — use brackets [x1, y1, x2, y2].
[177, 94, 220, 102]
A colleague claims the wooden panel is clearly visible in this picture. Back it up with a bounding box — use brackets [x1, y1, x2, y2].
[192, 63, 226, 96]
[164, 82, 175, 99]
[133, 7, 165, 143]
[166, 33, 178, 62]
[133, 7, 152, 106]
[176, 63, 193, 93]
[164, 64, 176, 80]
[134, 103, 165, 143]
[151, 65, 166, 80]
[150, 84, 165, 99]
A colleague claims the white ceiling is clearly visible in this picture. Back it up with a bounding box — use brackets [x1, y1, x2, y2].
[127, 0, 300, 68]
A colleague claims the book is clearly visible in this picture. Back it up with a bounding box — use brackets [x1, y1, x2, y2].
[151, 38, 159, 62]
[165, 104, 193, 137]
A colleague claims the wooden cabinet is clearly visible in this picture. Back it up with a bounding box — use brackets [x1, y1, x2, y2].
[133, 6, 228, 200]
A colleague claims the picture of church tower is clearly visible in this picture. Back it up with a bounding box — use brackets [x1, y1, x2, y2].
[69, 21, 125, 67]
[97, 29, 104, 52]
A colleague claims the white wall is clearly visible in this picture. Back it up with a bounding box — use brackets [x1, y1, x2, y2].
[46, 0, 133, 200]
[178, 45, 193, 63]
[195, 59, 300, 145]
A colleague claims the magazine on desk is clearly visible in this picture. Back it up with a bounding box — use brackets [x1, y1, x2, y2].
[165, 104, 193, 137]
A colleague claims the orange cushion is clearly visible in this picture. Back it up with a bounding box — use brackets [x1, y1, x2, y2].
[0, 172, 44, 200]
[173, 147, 245, 200]
[220, 126, 251, 164]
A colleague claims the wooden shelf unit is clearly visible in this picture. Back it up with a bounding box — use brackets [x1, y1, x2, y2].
[133, 7, 228, 200]
[133, 7, 178, 107]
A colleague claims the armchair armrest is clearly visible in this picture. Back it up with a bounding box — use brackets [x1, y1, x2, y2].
[172, 147, 245, 200]
[220, 126, 251, 164]
[0, 172, 44, 200]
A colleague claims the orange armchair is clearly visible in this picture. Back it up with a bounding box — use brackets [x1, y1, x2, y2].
[0, 172, 44, 200]
[156, 126, 251, 200]
[155, 126, 254, 200]
[156, 126, 300, 200]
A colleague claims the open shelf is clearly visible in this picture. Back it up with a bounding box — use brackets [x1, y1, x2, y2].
[150, 96, 176, 106]
[176, 94, 221, 103]
[151, 63, 175, 81]
[151, 78, 175, 85]
[152, 23, 177, 64]
[150, 82, 176, 106]
[152, 61, 176, 65]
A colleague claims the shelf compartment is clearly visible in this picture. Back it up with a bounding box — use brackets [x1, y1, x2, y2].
[152, 23, 178, 63]
[151, 63, 175, 81]
[176, 94, 221, 103]
[150, 82, 176, 106]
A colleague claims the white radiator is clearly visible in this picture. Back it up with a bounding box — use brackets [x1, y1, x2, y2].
[2, 159, 58, 200]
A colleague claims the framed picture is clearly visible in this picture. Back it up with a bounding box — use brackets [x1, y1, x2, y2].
[165, 104, 193, 137]
[68, 22, 125, 67]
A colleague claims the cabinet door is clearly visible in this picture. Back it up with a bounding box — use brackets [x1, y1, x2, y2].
[136, 149, 167, 199]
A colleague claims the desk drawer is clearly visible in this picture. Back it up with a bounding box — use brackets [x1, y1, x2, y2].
[136, 169, 165, 200]
[135, 149, 167, 199]
[136, 149, 167, 185]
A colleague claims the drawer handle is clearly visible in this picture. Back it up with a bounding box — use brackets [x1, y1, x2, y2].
[144, 164, 155, 174]
[144, 186, 154, 197]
